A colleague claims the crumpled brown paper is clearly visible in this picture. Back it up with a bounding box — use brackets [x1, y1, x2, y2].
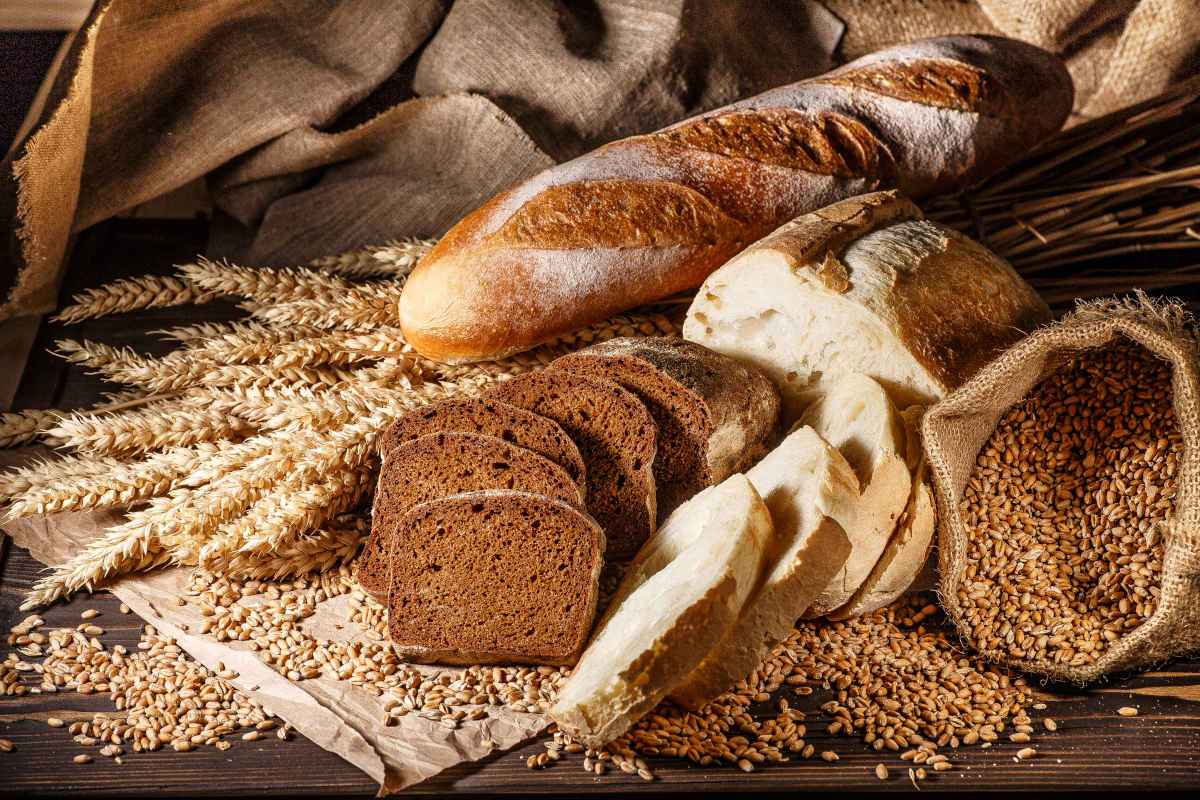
[1, 451, 547, 793]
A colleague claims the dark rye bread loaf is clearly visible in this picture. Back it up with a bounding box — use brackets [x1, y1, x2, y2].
[378, 397, 586, 488]
[490, 371, 656, 558]
[356, 431, 584, 602]
[388, 490, 605, 665]
[552, 337, 780, 518]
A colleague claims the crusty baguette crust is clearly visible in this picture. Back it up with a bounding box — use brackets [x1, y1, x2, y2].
[400, 36, 1072, 363]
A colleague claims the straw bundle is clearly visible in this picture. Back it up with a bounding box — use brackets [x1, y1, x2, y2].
[3, 79, 1198, 608]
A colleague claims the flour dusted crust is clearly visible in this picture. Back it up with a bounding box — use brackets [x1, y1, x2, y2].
[551, 337, 780, 518]
[549, 474, 771, 746]
[671, 427, 856, 709]
[399, 36, 1071, 364]
[387, 490, 604, 666]
[684, 191, 1051, 420]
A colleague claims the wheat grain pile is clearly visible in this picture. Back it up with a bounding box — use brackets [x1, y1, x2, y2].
[0, 240, 681, 609]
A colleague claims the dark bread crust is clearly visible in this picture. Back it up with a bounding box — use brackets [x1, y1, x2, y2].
[489, 371, 657, 558]
[399, 35, 1073, 363]
[379, 397, 586, 488]
[387, 490, 604, 666]
[551, 338, 780, 518]
[356, 431, 583, 602]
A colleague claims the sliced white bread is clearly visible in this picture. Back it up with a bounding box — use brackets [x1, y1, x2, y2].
[799, 373, 911, 617]
[549, 474, 771, 747]
[830, 405, 936, 619]
[671, 426, 856, 709]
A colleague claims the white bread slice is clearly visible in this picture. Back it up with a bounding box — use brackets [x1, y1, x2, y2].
[549, 474, 771, 747]
[830, 404, 936, 619]
[670, 426, 856, 709]
[799, 374, 911, 617]
[682, 192, 1050, 422]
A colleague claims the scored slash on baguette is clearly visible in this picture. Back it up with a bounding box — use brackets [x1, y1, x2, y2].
[798, 373, 911, 618]
[671, 426, 855, 709]
[550, 474, 771, 747]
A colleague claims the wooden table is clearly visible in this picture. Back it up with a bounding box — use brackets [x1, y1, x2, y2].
[2, 219, 1199, 795]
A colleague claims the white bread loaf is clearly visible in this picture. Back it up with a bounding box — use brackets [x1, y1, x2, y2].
[797, 374, 911, 617]
[671, 426, 856, 709]
[549, 474, 771, 746]
[400, 38, 1071, 364]
[683, 191, 1051, 421]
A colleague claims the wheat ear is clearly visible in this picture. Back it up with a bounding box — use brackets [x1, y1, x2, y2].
[4, 445, 216, 518]
[247, 282, 405, 331]
[52, 274, 214, 324]
[40, 401, 254, 456]
[179, 257, 364, 304]
[308, 238, 435, 279]
[0, 409, 61, 449]
[204, 519, 367, 580]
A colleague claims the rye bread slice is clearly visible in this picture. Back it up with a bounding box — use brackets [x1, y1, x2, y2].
[356, 431, 584, 602]
[489, 371, 657, 558]
[552, 337, 780, 518]
[379, 397, 586, 488]
[387, 490, 605, 665]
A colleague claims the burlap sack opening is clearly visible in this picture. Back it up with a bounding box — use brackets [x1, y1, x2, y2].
[923, 293, 1200, 683]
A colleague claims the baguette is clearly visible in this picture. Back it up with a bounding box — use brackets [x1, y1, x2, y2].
[549, 474, 771, 746]
[671, 426, 855, 709]
[400, 36, 1072, 364]
[684, 191, 1051, 419]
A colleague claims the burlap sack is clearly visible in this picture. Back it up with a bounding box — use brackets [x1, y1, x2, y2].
[923, 294, 1200, 683]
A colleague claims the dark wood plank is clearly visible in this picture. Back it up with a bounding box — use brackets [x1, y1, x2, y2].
[2, 219, 1200, 795]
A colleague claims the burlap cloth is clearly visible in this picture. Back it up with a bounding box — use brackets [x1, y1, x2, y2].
[1, 0, 1197, 319]
[923, 295, 1200, 683]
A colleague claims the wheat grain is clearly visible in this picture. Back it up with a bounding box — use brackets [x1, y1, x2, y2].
[52, 274, 215, 324]
[40, 402, 253, 456]
[54, 338, 143, 370]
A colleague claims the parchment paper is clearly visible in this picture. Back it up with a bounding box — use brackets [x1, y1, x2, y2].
[1, 452, 547, 794]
